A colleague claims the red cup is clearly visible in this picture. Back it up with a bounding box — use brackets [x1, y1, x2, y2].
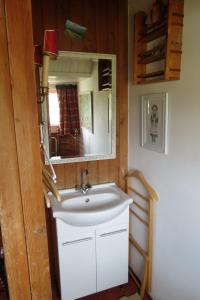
[43, 30, 58, 58]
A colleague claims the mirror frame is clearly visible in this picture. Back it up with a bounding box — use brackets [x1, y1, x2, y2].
[42, 51, 116, 164]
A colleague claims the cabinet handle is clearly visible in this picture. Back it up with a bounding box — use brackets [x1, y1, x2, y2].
[100, 229, 127, 238]
[62, 237, 93, 246]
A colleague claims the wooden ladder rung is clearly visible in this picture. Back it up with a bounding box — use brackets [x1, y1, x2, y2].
[133, 200, 149, 214]
[126, 170, 159, 293]
[130, 209, 149, 227]
[129, 235, 149, 260]
[126, 170, 159, 201]
[128, 186, 149, 202]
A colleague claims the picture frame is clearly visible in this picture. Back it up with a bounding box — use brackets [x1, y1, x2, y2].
[79, 91, 94, 133]
[141, 92, 168, 154]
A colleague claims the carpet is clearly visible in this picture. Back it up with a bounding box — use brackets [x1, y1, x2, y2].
[118, 293, 141, 300]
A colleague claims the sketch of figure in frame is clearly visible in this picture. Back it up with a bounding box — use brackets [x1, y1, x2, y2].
[150, 104, 159, 144]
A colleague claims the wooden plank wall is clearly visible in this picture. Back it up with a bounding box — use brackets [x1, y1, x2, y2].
[0, 1, 32, 298]
[0, 0, 52, 299]
[31, 0, 128, 191]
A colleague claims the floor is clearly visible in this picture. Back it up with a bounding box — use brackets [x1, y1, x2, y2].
[53, 275, 152, 300]
[1, 275, 152, 300]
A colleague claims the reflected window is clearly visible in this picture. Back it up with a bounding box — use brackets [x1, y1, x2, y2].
[49, 92, 60, 126]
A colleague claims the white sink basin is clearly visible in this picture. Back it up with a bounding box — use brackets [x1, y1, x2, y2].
[50, 183, 133, 226]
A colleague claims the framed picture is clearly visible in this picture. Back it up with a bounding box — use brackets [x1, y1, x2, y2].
[79, 91, 94, 133]
[141, 92, 168, 154]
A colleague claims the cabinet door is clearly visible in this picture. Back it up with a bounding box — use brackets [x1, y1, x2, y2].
[58, 231, 96, 300]
[96, 224, 129, 292]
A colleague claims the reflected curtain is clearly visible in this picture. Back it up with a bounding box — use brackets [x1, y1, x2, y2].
[56, 84, 80, 135]
[56, 84, 83, 156]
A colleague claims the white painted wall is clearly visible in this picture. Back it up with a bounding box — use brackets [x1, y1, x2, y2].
[79, 62, 111, 155]
[128, 1, 200, 300]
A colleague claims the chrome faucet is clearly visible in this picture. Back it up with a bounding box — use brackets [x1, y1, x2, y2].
[76, 168, 91, 194]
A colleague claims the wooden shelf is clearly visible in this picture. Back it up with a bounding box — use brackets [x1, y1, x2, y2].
[102, 83, 112, 87]
[133, 0, 184, 85]
[138, 53, 165, 64]
[141, 19, 167, 34]
[139, 26, 167, 43]
[102, 72, 111, 77]
[98, 59, 112, 91]
[102, 67, 111, 73]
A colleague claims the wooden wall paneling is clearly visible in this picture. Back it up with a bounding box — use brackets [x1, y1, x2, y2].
[41, 0, 57, 30]
[54, 165, 65, 189]
[87, 161, 99, 185]
[95, 0, 112, 185]
[98, 157, 118, 186]
[64, 164, 77, 188]
[95, 0, 108, 53]
[108, 160, 119, 184]
[31, 0, 128, 191]
[106, 0, 118, 54]
[82, 0, 97, 52]
[117, 0, 128, 189]
[0, 1, 32, 298]
[5, 0, 52, 299]
[98, 161, 110, 183]
[76, 162, 88, 186]
[56, 0, 72, 51]
[31, 0, 44, 44]
[31, 0, 44, 129]
[106, 0, 119, 185]
[69, 0, 85, 52]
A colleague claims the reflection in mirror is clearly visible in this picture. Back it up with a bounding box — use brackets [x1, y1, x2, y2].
[42, 51, 116, 164]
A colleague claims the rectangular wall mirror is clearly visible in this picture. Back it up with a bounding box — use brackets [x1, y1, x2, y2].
[41, 51, 116, 164]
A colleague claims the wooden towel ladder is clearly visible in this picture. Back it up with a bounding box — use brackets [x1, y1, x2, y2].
[125, 170, 159, 299]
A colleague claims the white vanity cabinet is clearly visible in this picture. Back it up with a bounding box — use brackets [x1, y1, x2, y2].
[96, 224, 129, 292]
[56, 208, 129, 300]
[58, 229, 96, 300]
